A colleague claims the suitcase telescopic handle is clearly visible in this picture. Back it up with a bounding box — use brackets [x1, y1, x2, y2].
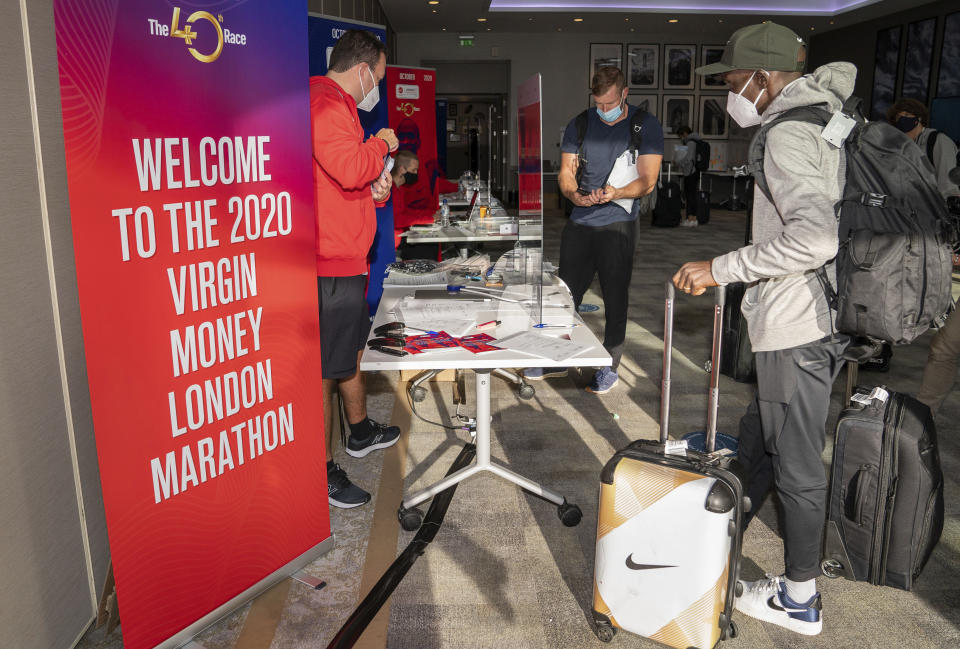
[706, 285, 726, 453]
[661, 282, 675, 444]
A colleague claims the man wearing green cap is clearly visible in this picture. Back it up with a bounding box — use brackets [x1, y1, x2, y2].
[673, 22, 855, 636]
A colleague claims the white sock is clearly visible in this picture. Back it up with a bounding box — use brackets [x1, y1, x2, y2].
[784, 577, 816, 604]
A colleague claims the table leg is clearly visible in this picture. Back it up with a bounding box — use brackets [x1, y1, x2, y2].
[399, 369, 580, 526]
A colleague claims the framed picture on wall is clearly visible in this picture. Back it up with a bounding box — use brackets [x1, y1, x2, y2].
[448, 103, 458, 117]
[937, 12, 960, 97]
[699, 45, 727, 90]
[870, 25, 902, 120]
[903, 18, 937, 102]
[662, 94, 695, 137]
[589, 43, 623, 86]
[629, 93, 658, 119]
[627, 44, 659, 89]
[698, 95, 728, 140]
[663, 44, 696, 89]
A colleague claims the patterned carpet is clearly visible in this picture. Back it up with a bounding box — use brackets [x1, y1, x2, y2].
[77, 208, 960, 649]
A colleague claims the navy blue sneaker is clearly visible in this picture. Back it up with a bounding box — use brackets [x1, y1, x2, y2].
[523, 367, 568, 381]
[346, 419, 400, 458]
[734, 575, 823, 636]
[586, 367, 619, 394]
[327, 463, 371, 509]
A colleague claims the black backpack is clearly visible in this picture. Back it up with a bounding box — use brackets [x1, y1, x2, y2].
[694, 139, 711, 172]
[748, 97, 955, 345]
[565, 108, 654, 216]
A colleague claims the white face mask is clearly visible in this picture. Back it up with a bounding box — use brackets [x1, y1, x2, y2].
[357, 65, 380, 112]
[726, 70, 767, 128]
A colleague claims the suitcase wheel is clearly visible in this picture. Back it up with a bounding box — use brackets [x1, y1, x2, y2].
[594, 622, 616, 643]
[398, 505, 424, 532]
[557, 501, 582, 527]
[821, 558, 844, 579]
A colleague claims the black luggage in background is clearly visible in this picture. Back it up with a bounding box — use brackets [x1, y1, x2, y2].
[652, 163, 682, 227]
[696, 173, 711, 224]
[822, 387, 944, 591]
[718, 282, 755, 383]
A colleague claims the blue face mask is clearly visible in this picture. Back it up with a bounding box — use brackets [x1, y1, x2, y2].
[597, 100, 623, 123]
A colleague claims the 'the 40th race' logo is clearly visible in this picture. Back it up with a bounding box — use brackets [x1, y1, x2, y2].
[148, 7, 248, 63]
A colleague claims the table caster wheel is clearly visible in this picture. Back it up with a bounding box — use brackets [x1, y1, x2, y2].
[518, 383, 535, 400]
[398, 506, 424, 531]
[821, 558, 844, 578]
[727, 620, 739, 639]
[594, 622, 616, 643]
[557, 501, 582, 527]
[409, 386, 427, 403]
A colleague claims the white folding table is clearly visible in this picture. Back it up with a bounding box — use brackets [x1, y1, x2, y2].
[360, 282, 611, 530]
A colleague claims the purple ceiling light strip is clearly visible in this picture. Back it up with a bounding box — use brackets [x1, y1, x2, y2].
[488, 0, 878, 14]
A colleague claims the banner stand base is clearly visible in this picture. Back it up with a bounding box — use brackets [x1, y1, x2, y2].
[157, 534, 335, 649]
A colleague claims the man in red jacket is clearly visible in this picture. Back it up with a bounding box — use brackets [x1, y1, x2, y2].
[311, 30, 401, 508]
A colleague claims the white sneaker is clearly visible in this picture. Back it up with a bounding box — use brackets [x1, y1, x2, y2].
[734, 575, 823, 636]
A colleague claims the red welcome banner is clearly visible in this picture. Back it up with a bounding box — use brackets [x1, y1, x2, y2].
[387, 65, 439, 230]
[52, 2, 329, 647]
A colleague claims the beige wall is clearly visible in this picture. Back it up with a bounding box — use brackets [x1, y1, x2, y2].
[396, 30, 752, 171]
[1, 2, 110, 648]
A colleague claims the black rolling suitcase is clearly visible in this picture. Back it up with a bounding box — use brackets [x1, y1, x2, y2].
[696, 173, 711, 224]
[592, 283, 747, 648]
[822, 387, 944, 591]
[652, 164, 682, 227]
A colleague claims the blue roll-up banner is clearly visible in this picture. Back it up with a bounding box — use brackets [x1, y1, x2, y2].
[308, 15, 392, 315]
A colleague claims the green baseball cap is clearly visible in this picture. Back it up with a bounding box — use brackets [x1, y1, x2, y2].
[696, 22, 806, 76]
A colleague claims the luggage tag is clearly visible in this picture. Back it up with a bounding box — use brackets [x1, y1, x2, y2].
[663, 439, 688, 456]
[850, 386, 889, 406]
[820, 112, 856, 148]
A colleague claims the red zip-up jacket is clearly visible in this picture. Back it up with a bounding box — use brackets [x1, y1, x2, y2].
[310, 76, 389, 277]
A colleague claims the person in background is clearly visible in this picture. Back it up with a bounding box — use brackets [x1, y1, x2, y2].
[863, 99, 960, 372]
[888, 98, 960, 202]
[311, 29, 401, 509]
[526, 66, 662, 394]
[917, 164, 960, 417]
[675, 22, 852, 636]
[391, 150, 437, 258]
[676, 125, 705, 228]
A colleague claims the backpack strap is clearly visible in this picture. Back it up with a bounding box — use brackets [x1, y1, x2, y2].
[573, 109, 589, 189]
[747, 104, 833, 204]
[925, 130, 940, 167]
[628, 107, 647, 163]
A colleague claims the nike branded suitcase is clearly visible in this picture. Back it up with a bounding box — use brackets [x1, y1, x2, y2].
[652, 164, 683, 228]
[822, 386, 944, 591]
[592, 284, 746, 648]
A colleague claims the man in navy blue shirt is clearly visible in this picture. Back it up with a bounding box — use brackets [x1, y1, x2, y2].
[526, 67, 663, 393]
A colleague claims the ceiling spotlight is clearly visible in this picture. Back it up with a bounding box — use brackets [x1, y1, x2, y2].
[528, 17, 533, 20]
[557, 27, 562, 31]
[574, 17, 583, 22]
[630, 27, 635, 32]
[718, 18, 724, 23]
[829, 20, 835, 24]
[625, 17, 630, 21]
[428, 0, 439, 4]
[432, 9, 437, 13]
[668, 18, 679, 23]
[810, 26, 815, 30]
[477, 17, 487, 22]
[487, 27, 492, 30]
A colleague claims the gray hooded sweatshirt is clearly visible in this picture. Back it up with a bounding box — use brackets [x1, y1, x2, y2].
[711, 62, 856, 352]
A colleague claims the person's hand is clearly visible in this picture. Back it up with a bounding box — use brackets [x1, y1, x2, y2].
[376, 128, 399, 152]
[571, 191, 597, 207]
[597, 184, 617, 204]
[672, 261, 718, 296]
[371, 171, 391, 202]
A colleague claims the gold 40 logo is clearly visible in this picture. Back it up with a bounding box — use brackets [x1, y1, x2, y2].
[168, 7, 248, 63]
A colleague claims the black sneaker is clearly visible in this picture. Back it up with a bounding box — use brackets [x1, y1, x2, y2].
[345, 419, 401, 458]
[327, 463, 371, 509]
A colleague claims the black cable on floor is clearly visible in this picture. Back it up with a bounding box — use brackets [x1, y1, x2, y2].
[324, 442, 477, 649]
